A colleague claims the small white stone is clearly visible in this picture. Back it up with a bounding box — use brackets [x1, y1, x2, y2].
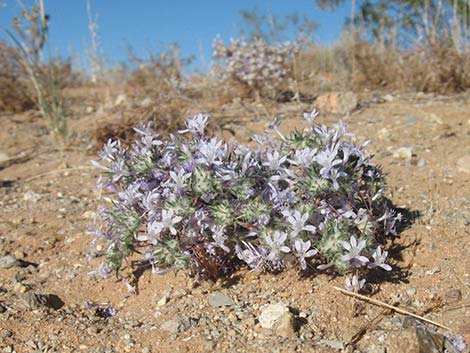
[258, 302, 289, 329]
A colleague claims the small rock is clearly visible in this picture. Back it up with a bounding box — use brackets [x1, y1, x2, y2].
[140, 97, 152, 108]
[387, 326, 444, 353]
[85, 106, 94, 114]
[274, 312, 296, 338]
[115, 94, 127, 106]
[404, 115, 417, 125]
[259, 302, 289, 329]
[23, 191, 41, 203]
[160, 319, 179, 334]
[82, 211, 96, 220]
[315, 91, 358, 115]
[156, 296, 168, 307]
[377, 128, 390, 139]
[383, 94, 394, 102]
[1, 330, 12, 338]
[208, 292, 234, 308]
[444, 289, 462, 304]
[425, 266, 441, 275]
[427, 114, 443, 125]
[318, 339, 345, 350]
[22, 293, 65, 310]
[417, 158, 426, 168]
[0, 152, 10, 164]
[406, 287, 417, 296]
[0, 255, 19, 269]
[392, 147, 414, 162]
[457, 156, 470, 174]
[160, 316, 194, 334]
[12, 250, 25, 260]
[13, 283, 29, 294]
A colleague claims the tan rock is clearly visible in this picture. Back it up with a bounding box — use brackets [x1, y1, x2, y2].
[457, 156, 470, 173]
[315, 91, 358, 115]
[274, 312, 296, 338]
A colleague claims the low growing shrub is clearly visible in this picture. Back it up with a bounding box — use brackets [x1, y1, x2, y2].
[0, 42, 35, 113]
[212, 37, 300, 99]
[90, 111, 402, 288]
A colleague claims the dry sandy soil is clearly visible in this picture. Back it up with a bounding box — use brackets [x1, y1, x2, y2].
[0, 92, 469, 352]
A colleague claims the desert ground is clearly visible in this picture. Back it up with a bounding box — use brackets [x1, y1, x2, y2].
[0, 89, 469, 353]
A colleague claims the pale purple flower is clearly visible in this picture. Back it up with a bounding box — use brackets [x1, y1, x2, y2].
[265, 231, 290, 262]
[178, 113, 209, 135]
[197, 138, 225, 165]
[303, 109, 319, 127]
[235, 241, 268, 271]
[377, 208, 403, 236]
[99, 139, 122, 162]
[118, 182, 142, 205]
[263, 151, 287, 171]
[267, 116, 286, 141]
[290, 147, 318, 168]
[294, 240, 318, 270]
[211, 225, 230, 252]
[285, 210, 316, 238]
[345, 275, 366, 293]
[134, 123, 162, 153]
[165, 169, 192, 193]
[367, 246, 392, 271]
[148, 209, 182, 236]
[315, 146, 342, 179]
[341, 236, 369, 267]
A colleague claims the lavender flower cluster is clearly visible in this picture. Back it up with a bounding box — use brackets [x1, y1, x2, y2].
[212, 36, 299, 96]
[90, 111, 402, 287]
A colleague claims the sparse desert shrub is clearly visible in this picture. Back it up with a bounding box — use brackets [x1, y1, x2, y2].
[0, 42, 35, 113]
[126, 44, 193, 98]
[5, 1, 68, 140]
[212, 36, 300, 99]
[90, 111, 402, 289]
[296, 33, 470, 95]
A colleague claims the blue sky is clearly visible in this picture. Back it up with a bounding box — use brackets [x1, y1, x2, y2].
[0, 1, 350, 72]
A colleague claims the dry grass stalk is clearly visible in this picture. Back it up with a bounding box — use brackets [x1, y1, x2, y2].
[332, 286, 451, 330]
[5, 0, 67, 140]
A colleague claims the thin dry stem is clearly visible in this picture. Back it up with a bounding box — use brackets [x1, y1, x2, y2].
[332, 286, 451, 330]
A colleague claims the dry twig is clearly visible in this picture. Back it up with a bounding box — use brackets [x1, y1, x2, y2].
[332, 286, 451, 330]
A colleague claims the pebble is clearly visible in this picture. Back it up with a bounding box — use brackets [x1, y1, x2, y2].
[22, 293, 64, 310]
[12, 251, 25, 260]
[274, 311, 296, 338]
[208, 292, 234, 308]
[383, 94, 394, 102]
[318, 339, 345, 350]
[160, 316, 194, 334]
[0, 255, 19, 269]
[0, 152, 9, 164]
[444, 289, 462, 304]
[259, 302, 289, 329]
[140, 97, 153, 108]
[404, 115, 417, 125]
[392, 147, 414, 162]
[115, 94, 127, 106]
[457, 156, 470, 174]
[23, 191, 41, 203]
[425, 267, 441, 275]
[156, 296, 168, 307]
[417, 158, 426, 168]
